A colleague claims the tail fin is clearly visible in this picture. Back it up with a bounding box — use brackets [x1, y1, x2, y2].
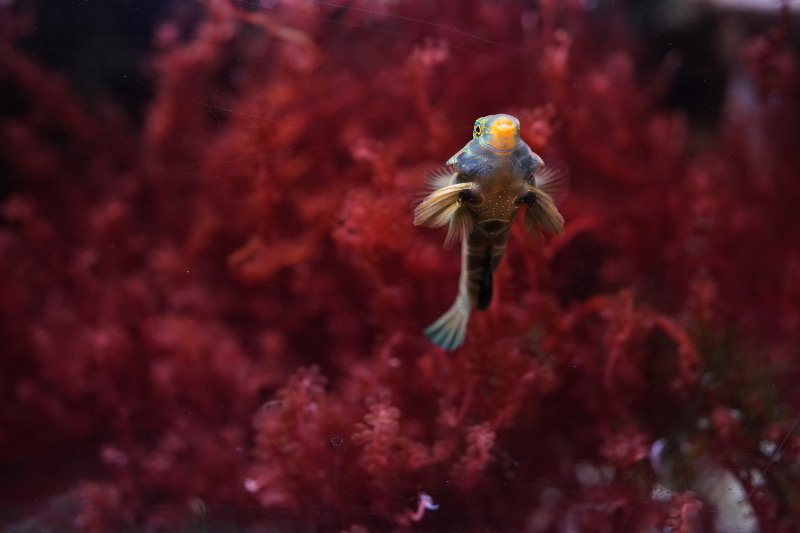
[424, 297, 471, 351]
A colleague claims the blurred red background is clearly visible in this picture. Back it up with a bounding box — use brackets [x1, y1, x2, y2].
[1, 0, 799, 530]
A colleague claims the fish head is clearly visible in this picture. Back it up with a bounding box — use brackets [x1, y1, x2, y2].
[473, 114, 521, 154]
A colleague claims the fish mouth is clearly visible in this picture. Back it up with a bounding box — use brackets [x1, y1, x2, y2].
[481, 116, 520, 152]
[491, 116, 516, 133]
[478, 219, 507, 235]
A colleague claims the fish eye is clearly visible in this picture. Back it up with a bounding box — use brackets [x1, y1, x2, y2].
[474, 124, 483, 136]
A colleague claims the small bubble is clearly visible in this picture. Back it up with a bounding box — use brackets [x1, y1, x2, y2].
[540, 487, 562, 506]
[650, 484, 672, 502]
[261, 399, 283, 411]
[244, 478, 259, 493]
[329, 435, 345, 447]
[574, 462, 601, 487]
[759, 440, 779, 459]
[188, 497, 206, 516]
[100, 446, 129, 466]
[750, 469, 765, 487]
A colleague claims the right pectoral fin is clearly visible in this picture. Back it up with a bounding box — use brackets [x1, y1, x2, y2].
[414, 182, 476, 247]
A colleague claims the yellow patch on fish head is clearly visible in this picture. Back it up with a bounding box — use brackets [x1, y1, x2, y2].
[476, 114, 520, 153]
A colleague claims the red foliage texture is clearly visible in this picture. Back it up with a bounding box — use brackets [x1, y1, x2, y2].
[1, 1, 799, 531]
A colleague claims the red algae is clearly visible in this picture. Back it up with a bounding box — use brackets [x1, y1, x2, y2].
[1, 1, 799, 531]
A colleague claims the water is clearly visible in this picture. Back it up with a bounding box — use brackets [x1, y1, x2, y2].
[1, 1, 798, 531]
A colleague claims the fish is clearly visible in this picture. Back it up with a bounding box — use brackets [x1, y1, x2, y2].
[414, 114, 566, 351]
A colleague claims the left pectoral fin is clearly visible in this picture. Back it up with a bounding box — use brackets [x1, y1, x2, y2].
[533, 163, 568, 203]
[520, 186, 564, 236]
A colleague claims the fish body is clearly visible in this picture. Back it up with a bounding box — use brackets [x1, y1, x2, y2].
[414, 114, 565, 350]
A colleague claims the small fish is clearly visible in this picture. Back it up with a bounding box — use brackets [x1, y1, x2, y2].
[414, 114, 566, 350]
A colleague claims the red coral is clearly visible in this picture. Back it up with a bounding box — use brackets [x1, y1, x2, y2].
[249, 366, 342, 509]
[664, 492, 706, 533]
[1, 0, 799, 531]
[352, 400, 403, 476]
[451, 422, 496, 490]
[600, 429, 649, 470]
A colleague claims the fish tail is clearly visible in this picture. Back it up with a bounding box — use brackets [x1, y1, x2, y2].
[424, 295, 471, 351]
[425, 239, 474, 351]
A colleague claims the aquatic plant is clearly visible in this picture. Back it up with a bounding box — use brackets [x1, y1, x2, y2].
[1, 0, 798, 531]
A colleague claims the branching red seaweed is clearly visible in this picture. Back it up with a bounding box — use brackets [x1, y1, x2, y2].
[1, 0, 799, 531]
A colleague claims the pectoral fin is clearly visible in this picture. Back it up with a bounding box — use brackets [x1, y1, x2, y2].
[415, 182, 477, 247]
[444, 208, 473, 249]
[426, 166, 458, 191]
[533, 164, 568, 203]
[518, 186, 565, 236]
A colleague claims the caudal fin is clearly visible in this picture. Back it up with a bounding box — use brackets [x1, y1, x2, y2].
[425, 297, 471, 351]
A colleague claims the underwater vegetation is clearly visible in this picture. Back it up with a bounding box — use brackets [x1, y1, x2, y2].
[1, 0, 799, 531]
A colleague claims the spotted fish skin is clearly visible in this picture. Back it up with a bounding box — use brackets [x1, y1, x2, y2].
[415, 114, 565, 351]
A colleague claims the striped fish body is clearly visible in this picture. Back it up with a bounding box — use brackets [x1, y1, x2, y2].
[416, 114, 565, 351]
[462, 159, 528, 309]
[464, 225, 510, 311]
[424, 149, 536, 350]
